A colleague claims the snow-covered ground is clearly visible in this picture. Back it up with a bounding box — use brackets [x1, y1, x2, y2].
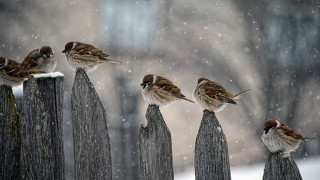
[175, 156, 320, 180]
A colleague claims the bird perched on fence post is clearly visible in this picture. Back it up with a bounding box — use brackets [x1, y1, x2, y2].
[62, 41, 122, 72]
[261, 119, 315, 158]
[193, 77, 250, 113]
[0, 57, 44, 87]
[140, 74, 194, 107]
[21, 46, 57, 73]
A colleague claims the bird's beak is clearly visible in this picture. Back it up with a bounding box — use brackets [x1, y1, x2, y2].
[62, 50, 66, 53]
[140, 83, 146, 89]
[46, 53, 54, 58]
[264, 127, 270, 134]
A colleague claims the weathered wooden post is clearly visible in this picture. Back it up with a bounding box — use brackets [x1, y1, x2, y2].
[0, 85, 21, 179]
[194, 110, 231, 180]
[263, 152, 302, 180]
[71, 69, 112, 180]
[139, 105, 174, 180]
[21, 73, 65, 179]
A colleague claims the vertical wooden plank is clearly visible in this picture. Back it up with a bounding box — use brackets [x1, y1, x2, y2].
[71, 69, 112, 180]
[139, 105, 174, 180]
[21, 74, 65, 179]
[0, 85, 21, 180]
[194, 111, 231, 180]
[263, 152, 302, 180]
[34, 74, 65, 179]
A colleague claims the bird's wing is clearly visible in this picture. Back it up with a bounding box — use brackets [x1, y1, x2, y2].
[276, 123, 303, 140]
[69, 52, 106, 65]
[4, 60, 30, 77]
[74, 43, 109, 57]
[155, 76, 185, 97]
[202, 82, 236, 104]
[21, 49, 40, 69]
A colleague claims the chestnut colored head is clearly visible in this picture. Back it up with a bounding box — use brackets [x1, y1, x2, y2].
[40, 46, 54, 58]
[264, 119, 279, 134]
[62, 42, 76, 53]
[141, 74, 155, 89]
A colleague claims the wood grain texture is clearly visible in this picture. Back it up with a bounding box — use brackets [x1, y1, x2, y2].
[263, 152, 302, 180]
[21, 75, 65, 179]
[71, 69, 112, 180]
[0, 85, 21, 180]
[194, 111, 231, 180]
[139, 105, 174, 180]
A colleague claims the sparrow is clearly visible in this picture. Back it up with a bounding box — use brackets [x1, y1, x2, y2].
[261, 119, 315, 158]
[62, 41, 122, 72]
[21, 46, 56, 73]
[192, 77, 250, 112]
[140, 74, 194, 107]
[0, 57, 43, 86]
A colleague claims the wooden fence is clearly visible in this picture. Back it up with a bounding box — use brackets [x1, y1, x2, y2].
[0, 70, 303, 180]
[71, 69, 112, 179]
[263, 152, 302, 180]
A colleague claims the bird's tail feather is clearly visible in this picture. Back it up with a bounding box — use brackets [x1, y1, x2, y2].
[20, 70, 45, 77]
[104, 58, 122, 64]
[233, 89, 251, 99]
[180, 97, 195, 103]
[302, 137, 316, 142]
[29, 70, 46, 74]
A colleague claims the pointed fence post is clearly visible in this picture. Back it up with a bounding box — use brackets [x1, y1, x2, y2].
[139, 105, 174, 180]
[263, 152, 302, 180]
[194, 110, 231, 180]
[21, 73, 65, 179]
[71, 69, 112, 180]
[0, 85, 21, 180]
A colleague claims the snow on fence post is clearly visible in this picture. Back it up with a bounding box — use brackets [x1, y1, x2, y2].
[0, 85, 21, 180]
[195, 110, 231, 180]
[263, 152, 302, 180]
[139, 105, 174, 180]
[21, 73, 65, 179]
[71, 69, 112, 180]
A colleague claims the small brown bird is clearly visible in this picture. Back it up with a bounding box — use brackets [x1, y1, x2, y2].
[261, 119, 315, 158]
[62, 41, 122, 72]
[140, 74, 194, 107]
[192, 77, 250, 112]
[0, 57, 43, 86]
[21, 46, 56, 73]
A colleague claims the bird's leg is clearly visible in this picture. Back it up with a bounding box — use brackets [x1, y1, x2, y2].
[204, 109, 214, 115]
[282, 152, 290, 158]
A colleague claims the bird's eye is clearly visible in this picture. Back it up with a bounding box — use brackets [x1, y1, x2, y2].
[147, 82, 152, 86]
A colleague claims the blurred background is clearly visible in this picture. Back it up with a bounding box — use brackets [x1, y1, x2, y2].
[1, 0, 319, 179]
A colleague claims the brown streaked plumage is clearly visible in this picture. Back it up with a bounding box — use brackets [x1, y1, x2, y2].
[21, 46, 56, 73]
[192, 77, 250, 112]
[140, 74, 194, 106]
[0, 57, 44, 87]
[261, 119, 315, 157]
[62, 41, 122, 72]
